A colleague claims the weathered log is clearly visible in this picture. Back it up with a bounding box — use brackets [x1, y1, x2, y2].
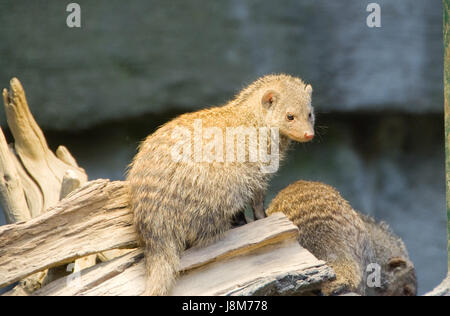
[0, 127, 30, 223]
[0, 179, 334, 295]
[0, 78, 130, 294]
[29, 211, 332, 296]
[0, 179, 135, 288]
[424, 273, 450, 296]
[0, 77, 91, 293]
[34, 241, 333, 296]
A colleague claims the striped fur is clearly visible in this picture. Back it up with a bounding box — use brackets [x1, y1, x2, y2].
[267, 180, 416, 296]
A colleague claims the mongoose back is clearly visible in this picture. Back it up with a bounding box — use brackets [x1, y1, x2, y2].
[127, 74, 315, 295]
[266, 180, 416, 296]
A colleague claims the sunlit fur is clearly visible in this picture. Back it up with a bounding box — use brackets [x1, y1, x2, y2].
[126, 74, 314, 295]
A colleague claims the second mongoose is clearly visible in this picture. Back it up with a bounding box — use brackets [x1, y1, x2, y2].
[127, 74, 315, 295]
[266, 180, 416, 296]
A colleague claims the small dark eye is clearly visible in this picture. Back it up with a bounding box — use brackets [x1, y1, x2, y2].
[286, 114, 294, 121]
[308, 112, 312, 119]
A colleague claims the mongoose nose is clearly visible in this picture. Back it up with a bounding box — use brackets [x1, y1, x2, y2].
[304, 132, 314, 140]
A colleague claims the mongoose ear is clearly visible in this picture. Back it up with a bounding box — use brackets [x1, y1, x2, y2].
[305, 84, 313, 95]
[387, 257, 407, 270]
[261, 90, 278, 109]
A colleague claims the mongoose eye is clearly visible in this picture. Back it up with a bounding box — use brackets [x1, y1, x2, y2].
[286, 114, 294, 121]
[308, 112, 312, 119]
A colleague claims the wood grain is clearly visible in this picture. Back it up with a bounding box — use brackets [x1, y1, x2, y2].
[33, 214, 333, 296]
[0, 179, 136, 288]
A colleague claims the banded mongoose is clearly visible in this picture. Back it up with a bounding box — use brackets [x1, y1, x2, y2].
[127, 74, 315, 295]
[266, 180, 416, 296]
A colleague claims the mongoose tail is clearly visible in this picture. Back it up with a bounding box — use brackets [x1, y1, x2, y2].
[142, 241, 179, 296]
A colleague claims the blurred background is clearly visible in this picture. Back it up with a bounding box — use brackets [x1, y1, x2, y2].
[0, 0, 446, 294]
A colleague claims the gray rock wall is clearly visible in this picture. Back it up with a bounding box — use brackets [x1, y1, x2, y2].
[0, 0, 443, 130]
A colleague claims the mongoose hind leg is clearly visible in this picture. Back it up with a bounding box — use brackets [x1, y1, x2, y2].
[188, 213, 232, 249]
[251, 189, 267, 221]
[321, 260, 362, 296]
[236, 190, 266, 225]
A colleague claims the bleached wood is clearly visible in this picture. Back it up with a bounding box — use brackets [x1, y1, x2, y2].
[9, 145, 43, 218]
[56, 145, 81, 168]
[0, 189, 300, 289]
[173, 240, 333, 296]
[2, 271, 48, 296]
[2, 78, 87, 214]
[97, 249, 134, 263]
[34, 249, 144, 296]
[60, 170, 82, 202]
[180, 213, 299, 271]
[34, 215, 333, 296]
[424, 273, 450, 296]
[1, 78, 91, 294]
[1, 78, 88, 220]
[0, 176, 333, 296]
[0, 179, 136, 288]
[59, 170, 98, 273]
[73, 255, 98, 273]
[0, 125, 30, 223]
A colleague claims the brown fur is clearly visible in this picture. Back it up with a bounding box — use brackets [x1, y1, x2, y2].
[126, 74, 315, 295]
[266, 180, 416, 296]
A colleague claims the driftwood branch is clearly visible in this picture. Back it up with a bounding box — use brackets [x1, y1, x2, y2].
[0, 179, 334, 295]
[0, 180, 135, 288]
[0, 77, 88, 222]
[2, 78, 87, 215]
[34, 237, 333, 296]
[0, 78, 94, 293]
[0, 128, 30, 223]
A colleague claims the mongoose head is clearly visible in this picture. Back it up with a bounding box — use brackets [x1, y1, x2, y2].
[361, 216, 418, 296]
[259, 76, 315, 143]
[377, 256, 417, 296]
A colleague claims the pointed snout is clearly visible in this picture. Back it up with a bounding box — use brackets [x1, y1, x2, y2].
[285, 127, 315, 143]
[304, 132, 314, 140]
